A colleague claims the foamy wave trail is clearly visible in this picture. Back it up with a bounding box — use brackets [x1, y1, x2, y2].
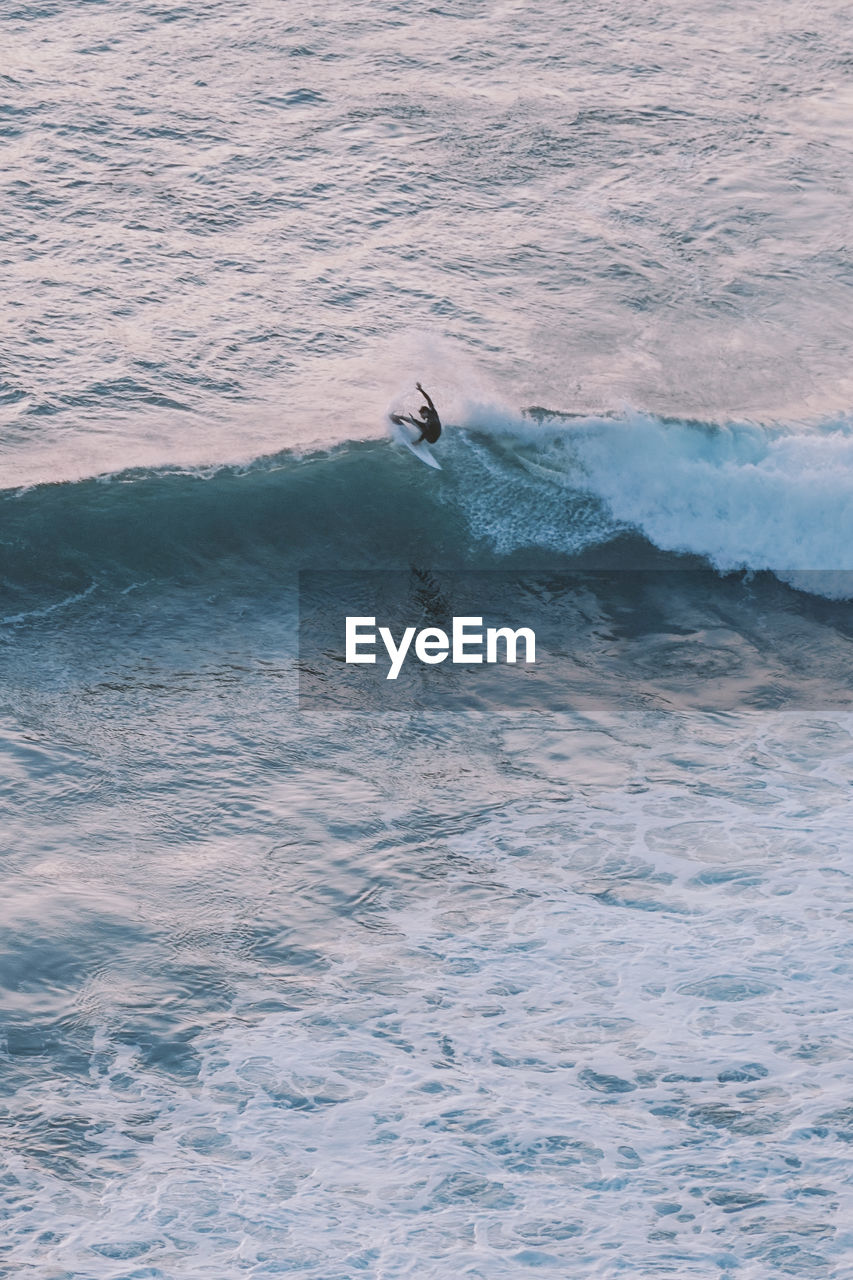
[453, 405, 853, 595]
[2, 408, 853, 617]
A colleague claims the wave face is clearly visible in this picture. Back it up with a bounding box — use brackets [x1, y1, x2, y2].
[3, 411, 853, 617]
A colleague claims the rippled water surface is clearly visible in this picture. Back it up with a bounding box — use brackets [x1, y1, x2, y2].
[4, 0, 853, 483]
[3, 0, 853, 1276]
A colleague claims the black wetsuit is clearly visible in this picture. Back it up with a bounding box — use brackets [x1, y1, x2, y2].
[413, 386, 441, 444]
[417, 407, 441, 444]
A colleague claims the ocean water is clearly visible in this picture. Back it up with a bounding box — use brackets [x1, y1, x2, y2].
[3, 1, 853, 1276]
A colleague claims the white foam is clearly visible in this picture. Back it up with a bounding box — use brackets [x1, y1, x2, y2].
[6, 706, 853, 1277]
[455, 406, 853, 594]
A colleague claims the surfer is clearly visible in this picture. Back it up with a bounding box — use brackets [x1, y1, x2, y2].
[393, 383, 442, 445]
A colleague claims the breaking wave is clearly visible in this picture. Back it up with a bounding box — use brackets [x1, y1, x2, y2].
[2, 408, 853, 618]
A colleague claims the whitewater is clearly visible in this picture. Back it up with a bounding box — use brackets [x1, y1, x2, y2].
[3, 0, 853, 1277]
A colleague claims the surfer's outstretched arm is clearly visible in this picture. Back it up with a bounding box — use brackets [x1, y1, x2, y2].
[416, 382, 436, 412]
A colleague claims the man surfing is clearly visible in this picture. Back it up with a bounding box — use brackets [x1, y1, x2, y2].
[390, 382, 441, 445]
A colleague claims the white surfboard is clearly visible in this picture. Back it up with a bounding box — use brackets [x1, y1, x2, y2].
[388, 414, 442, 470]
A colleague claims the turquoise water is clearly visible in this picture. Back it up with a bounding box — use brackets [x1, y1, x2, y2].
[3, 1, 853, 1276]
